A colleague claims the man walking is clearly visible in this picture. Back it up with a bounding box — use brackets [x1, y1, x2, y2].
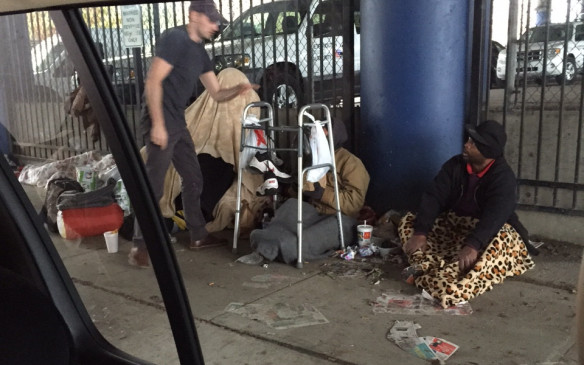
[130, 0, 257, 267]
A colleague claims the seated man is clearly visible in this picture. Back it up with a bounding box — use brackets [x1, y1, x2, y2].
[399, 120, 536, 308]
[302, 118, 370, 218]
[249, 118, 370, 265]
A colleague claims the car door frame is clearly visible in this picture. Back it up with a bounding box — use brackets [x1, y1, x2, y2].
[0, 5, 204, 365]
[51, 7, 205, 364]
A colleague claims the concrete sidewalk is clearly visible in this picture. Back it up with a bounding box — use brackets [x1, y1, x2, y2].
[55, 226, 582, 365]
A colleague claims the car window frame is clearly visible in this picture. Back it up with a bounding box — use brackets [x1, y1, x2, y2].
[0, 48, 156, 365]
[0, 6, 205, 364]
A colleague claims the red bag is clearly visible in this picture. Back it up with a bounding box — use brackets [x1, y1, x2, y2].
[56, 179, 123, 239]
[57, 203, 123, 240]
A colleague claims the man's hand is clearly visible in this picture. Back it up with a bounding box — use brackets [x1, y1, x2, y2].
[404, 234, 428, 255]
[200, 71, 260, 101]
[150, 124, 168, 150]
[237, 83, 260, 95]
[458, 245, 479, 273]
[303, 182, 324, 200]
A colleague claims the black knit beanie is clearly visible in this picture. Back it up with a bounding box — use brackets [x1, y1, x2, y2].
[465, 120, 507, 158]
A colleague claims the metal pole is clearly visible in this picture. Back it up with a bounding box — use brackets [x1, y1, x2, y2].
[504, 0, 519, 112]
[342, 0, 356, 152]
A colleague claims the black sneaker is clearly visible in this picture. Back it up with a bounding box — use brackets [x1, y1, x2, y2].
[248, 152, 292, 183]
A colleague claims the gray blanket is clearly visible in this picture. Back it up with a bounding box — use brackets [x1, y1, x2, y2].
[250, 199, 356, 265]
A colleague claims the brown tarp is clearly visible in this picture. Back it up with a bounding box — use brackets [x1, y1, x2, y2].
[156, 68, 269, 232]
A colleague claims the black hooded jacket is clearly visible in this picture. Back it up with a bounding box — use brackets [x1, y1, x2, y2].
[413, 155, 534, 253]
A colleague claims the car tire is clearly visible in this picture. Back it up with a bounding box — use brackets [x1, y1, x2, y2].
[263, 71, 303, 110]
[556, 57, 577, 84]
[491, 75, 505, 89]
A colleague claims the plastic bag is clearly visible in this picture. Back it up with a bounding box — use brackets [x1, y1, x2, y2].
[306, 122, 331, 182]
[76, 166, 97, 191]
[114, 179, 132, 215]
[240, 115, 266, 167]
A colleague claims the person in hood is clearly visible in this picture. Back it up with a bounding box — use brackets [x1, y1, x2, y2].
[302, 118, 370, 218]
[399, 120, 536, 308]
[245, 118, 370, 267]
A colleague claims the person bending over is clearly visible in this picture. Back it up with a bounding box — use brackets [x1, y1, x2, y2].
[129, 0, 257, 267]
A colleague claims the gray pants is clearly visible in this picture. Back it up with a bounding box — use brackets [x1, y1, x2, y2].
[133, 128, 207, 248]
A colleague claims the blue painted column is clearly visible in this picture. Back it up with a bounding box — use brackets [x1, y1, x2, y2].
[360, 0, 469, 212]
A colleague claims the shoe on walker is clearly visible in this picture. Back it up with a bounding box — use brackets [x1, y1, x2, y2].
[256, 171, 279, 196]
[249, 152, 292, 183]
[270, 151, 284, 166]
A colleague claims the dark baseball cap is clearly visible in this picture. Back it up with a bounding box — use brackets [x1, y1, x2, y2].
[465, 120, 507, 158]
[189, 0, 227, 24]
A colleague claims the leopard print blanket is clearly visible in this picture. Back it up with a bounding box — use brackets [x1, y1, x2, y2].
[398, 211, 535, 308]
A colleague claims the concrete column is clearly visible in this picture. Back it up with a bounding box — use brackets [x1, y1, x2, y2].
[360, 0, 469, 212]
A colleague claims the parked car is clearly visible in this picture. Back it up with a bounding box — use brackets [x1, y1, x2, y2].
[30, 27, 151, 104]
[490, 40, 505, 88]
[496, 22, 584, 84]
[30, 33, 74, 99]
[206, 0, 361, 108]
[496, 48, 507, 82]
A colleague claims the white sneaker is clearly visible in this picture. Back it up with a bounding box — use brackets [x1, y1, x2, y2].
[256, 171, 279, 196]
[249, 152, 292, 183]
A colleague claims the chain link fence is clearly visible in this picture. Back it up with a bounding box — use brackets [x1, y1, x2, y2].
[489, 0, 584, 216]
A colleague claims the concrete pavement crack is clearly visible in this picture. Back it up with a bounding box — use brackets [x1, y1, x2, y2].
[514, 276, 576, 292]
[72, 273, 354, 364]
[71, 277, 167, 311]
[197, 317, 358, 365]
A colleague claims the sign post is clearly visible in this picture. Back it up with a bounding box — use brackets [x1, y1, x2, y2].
[121, 5, 144, 104]
[121, 5, 143, 48]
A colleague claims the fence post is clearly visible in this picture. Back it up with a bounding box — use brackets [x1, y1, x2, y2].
[504, 0, 519, 113]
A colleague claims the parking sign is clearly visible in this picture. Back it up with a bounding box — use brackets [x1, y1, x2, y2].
[122, 5, 143, 48]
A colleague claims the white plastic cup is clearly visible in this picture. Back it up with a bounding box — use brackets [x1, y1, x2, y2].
[104, 231, 119, 253]
[356, 224, 373, 247]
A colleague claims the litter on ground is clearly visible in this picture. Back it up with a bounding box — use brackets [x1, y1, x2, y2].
[372, 291, 473, 315]
[387, 320, 459, 363]
[224, 302, 329, 330]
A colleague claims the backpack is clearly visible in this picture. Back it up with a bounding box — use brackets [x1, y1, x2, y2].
[41, 178, 84, 233]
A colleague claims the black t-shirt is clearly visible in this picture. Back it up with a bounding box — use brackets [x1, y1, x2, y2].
[142, 27, 212, 135]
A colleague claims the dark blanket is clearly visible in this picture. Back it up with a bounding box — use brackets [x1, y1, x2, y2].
[250, 199, 356, 265]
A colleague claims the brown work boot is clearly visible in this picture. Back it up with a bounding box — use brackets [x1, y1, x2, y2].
[189, 235, 227, 250]
[128, 247, 150, 268]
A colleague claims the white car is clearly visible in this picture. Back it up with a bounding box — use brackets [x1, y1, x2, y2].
[30, 28, 151, 103]
[206, 0, 361, 108]
[496, 48, 507, 81]
[497, 22, 584, 84]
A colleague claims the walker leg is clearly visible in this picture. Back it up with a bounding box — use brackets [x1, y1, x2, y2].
[232, 165, 244, 255]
